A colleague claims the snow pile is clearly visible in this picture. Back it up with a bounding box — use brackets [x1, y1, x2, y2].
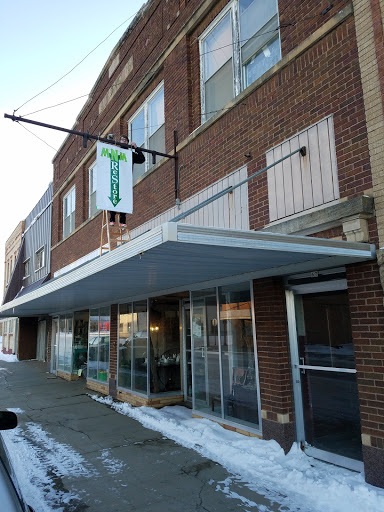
[0, 336, 18, 362]
[1, 422, 95, 512]
[91, 395, 384, 512]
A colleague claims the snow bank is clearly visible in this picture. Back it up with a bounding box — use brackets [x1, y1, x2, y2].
[90, 395, 384, 512]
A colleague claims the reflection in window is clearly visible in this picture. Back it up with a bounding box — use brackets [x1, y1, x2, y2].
[129, 83, 165, 180]
[200, 0, 280, 122]
[191, 283, 259, 429]
[88, 307, 110, 382]
[149, 297, 181, 394]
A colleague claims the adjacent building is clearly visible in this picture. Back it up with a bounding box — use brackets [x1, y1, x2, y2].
[1, 1, 383, 488]
[1, 184, 52, 360]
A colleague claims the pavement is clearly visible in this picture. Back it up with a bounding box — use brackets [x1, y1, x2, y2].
[0, 360, 282, 512]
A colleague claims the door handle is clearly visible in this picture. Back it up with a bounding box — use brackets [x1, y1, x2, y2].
[300, 357, 305, 374]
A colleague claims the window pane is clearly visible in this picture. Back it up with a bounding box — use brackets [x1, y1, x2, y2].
[243, 34, 280, 88]
[203, 12, 232, 81]
[148, 124, 165, 169]
[88, 336, 99, 380]
[219, 283, 259, 428]
[64, 316, 73, 373]
[205, 59, 233, 120]
[239, 0, 277, 43]
[98, 307, 110, 381]
[148, 88, 164, 137]
[149, 296, 181, 394]
[58, 318, 66, 370]
[130, 109, 145, 147]
[192, 289, 221, 418]
[118, 303, 133, 390]
[132, 300, 148, 393]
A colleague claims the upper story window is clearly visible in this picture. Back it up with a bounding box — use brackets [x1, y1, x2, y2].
[89, 163, 97, 218]
[200, 0, 280, 122]
[63, 186, 76, 239]
[35, 246, 45, 271]
[23, 258, 30, 279]
[129, 83, 165, 181]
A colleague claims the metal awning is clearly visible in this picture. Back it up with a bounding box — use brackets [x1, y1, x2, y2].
[0, 223, 376, 317]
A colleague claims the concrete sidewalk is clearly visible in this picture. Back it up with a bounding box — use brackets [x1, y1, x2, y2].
[0, 360, 281, 512]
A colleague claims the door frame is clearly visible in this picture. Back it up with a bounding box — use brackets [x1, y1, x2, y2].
[285, 282, 364, 472]
[50, 316, 59, 375]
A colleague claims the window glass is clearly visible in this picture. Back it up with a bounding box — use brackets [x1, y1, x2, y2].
[88, 308, 110, 382]
[200, 0, 280, 121]
[129, 84, 165, 178]
[35, 248, 45, 270]
[132, 301, 148, 393]
[64, 315, 73, 373]
[118, 303, 133, 390]
[191, 283, 259, 429]
[89, 164, 97, 217]
[23, 259, 30, 278]
[219, 283, 259, 428]
[203, 12, 232, 80]
[63, 187, 76, 238]
[149, 297, 181, 394]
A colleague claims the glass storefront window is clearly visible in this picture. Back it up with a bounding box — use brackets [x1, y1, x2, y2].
[132, 301, 148, 393]
[149, 297, 181, 394]
[73, 311, 88, 375]
[219, 283, 258, 427]
[88, 308, 110, 382]
[192, 289, 222, 418]
[191, 283, 260, 429]
[118, 297, 183, 396]
[118, 303, 133, 389]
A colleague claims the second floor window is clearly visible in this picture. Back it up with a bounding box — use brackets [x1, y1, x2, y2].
[23, 258, 30, 279]
[89, 163, 97, 218]
[35, 247, 45, 271]
[63, 186, 76, 239]
[129, 83, 165, 181]
[200, 0, 280, 122]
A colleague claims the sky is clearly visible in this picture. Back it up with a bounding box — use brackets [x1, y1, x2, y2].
[0, 1, 146, 293]
[1, 340, 384, 512]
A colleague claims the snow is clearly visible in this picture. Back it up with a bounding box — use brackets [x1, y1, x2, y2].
[0, 336, 18, 362]
[89, 395, 384, 512]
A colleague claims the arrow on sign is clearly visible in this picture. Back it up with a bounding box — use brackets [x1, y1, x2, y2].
[108, 160, 122, 207]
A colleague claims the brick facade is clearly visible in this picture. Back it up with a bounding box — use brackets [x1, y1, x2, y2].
[10, 0, 384, 487]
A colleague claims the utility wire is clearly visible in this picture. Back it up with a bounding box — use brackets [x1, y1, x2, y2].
[14, 2, 339, 149]
[16, 122, 58, 152]
[15, 10, 139, 113]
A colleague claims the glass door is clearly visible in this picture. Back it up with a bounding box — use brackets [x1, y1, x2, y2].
[191, 289, 221, 416]
[287, 288, 363, 470]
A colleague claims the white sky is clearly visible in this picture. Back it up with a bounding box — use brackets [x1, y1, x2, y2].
[0, 1, 145, 293]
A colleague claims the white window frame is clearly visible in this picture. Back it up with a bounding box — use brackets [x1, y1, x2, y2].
[63, 186, 76, 239]
[23, 258, 30, 279]
[199, 0, 280, 123]
[128, 82, 165, 177]
[89, 162, 97, 218]
[35, 246, 45, 271]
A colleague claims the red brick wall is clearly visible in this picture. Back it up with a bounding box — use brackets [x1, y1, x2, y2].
[253, 277, 293, 420]
[347, 261, 384, 448]
[51, 1, 372, 278]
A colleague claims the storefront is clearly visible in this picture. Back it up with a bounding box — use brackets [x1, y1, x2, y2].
[0, 223, 376, 469]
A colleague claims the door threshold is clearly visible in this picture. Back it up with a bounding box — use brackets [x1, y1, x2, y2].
[305, 446, 363, 473]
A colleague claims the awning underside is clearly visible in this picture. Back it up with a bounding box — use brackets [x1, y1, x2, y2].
[0, 223, 375, 317]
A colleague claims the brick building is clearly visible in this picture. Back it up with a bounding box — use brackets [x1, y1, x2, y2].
[1, 0, 383, 487]
[0, 220, 24, 354]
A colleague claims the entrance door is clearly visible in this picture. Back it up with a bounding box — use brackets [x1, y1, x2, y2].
[286, 288, 363, 471]
[51, 317, 59, 374]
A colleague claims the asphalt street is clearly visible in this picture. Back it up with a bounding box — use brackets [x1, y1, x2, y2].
[0, 360, 282, 512]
